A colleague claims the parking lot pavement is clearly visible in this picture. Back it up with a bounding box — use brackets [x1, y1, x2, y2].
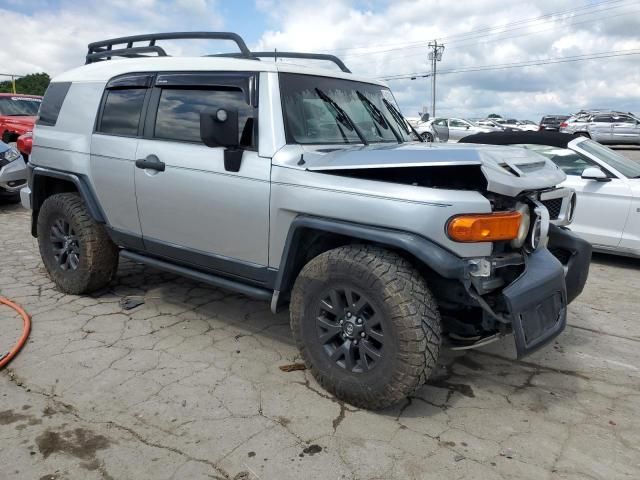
[1, 164, 639, 480]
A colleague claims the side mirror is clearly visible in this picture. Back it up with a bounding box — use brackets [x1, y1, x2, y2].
[581, 167, 610, 182]
[465, 125, 470, 129]
[200, 108, 243, 172]
[200, 108, 239, 148]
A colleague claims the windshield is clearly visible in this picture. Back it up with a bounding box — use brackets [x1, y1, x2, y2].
[577, 139, 640, 179]
[280, 73, 413, 144]
[0, 96, 41, 116]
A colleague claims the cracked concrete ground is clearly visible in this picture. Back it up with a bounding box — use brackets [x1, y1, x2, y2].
[1, 196, 640, 479]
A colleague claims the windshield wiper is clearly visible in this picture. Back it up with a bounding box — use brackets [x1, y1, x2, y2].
[382, 98, 424, 142]
[356, 91, 402, 143]
[314, 88, 369, 146]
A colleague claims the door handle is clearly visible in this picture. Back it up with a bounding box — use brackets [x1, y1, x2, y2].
[135, 155, 165, 172]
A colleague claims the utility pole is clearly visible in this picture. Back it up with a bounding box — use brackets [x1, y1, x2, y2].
[427, 40, 445, 117]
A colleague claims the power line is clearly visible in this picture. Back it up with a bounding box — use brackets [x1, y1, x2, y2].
[379, 49, 640, 80]
[325, 0, 628, 58]
[342, 2, 635, 60]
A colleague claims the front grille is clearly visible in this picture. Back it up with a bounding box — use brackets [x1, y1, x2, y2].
[541, 197, 562, 220]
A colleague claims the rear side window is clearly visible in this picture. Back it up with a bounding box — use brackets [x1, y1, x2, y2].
[153, 88, 255, 146]
[98, 88, 146, 136]
[592, 115, 613, 123]
[36, 83, 70, 126]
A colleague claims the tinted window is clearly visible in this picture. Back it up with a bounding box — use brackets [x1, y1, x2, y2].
[613, 115, 635, 123]
[154, 88, 255, 146]
[37, 83, 69, 126]
[98, 89, 146, 136]
[592, 115, 613, 123]
[1, 95, 42, 116]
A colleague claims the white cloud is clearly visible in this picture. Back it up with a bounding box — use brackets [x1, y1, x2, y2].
[253, 0, 640, 119]
[1, 0, 638, 120]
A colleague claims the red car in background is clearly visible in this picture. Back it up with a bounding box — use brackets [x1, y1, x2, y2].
[0, 93, 42, 144]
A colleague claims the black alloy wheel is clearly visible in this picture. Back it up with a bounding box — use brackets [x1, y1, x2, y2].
[315, 286, 384, 373]
[50, 217, 81, 271]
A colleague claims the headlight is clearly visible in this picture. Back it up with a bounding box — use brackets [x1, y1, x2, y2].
[510, 203, 531, 249]
[2, 148, 21, 163]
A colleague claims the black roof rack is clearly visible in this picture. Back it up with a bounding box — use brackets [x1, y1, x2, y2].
[86, 32, 255, 64]
[210, 51, 351, 73]
[251, 52, 351, 73]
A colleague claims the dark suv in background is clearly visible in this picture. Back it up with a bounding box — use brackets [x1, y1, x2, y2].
[539, 115, 569, 132]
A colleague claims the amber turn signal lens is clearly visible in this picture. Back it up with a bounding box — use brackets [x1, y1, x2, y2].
[447, 211, 523, 242]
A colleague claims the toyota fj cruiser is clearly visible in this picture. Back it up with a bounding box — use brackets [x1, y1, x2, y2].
[22, 32, 591, 409]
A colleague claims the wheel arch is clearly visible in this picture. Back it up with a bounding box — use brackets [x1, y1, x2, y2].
[272, 215, 466, 311]
[30, 167, 106, 237]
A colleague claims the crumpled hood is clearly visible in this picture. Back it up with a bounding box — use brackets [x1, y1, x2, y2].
[302, 142, 566, 197]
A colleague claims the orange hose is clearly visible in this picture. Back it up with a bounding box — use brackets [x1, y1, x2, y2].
[0, 296, 31, 370]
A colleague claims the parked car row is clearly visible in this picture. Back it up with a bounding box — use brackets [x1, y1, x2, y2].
[559, 109, 640, 144]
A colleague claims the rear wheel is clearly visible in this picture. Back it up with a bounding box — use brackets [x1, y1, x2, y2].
[37, 193, 119, 294]
[290, 245, 441, 409]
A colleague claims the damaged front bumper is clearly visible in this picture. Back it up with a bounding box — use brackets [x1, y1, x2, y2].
[464, 226, 591, 358]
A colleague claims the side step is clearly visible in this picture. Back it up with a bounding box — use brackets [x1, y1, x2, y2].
[120, 250, 273, 301]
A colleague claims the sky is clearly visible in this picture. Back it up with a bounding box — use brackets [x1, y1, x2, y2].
[0, 0, 639, 121]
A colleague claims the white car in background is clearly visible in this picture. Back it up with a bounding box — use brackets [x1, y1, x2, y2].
[496, 118, 538, 131]
[462, 131, 640, 257]
[416, 117, 492, 142]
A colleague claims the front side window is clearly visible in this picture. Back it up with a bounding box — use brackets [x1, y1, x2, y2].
[434, 118, 447, 126]
[592, 115, 613, 123]
[154, 88, 254, 146]
[280, 73, 412, 145]
[98, 88, 146, 136]
[0, 96, 41, 116]
[613, 115, 636, 124]
[449, 119, 467, 128]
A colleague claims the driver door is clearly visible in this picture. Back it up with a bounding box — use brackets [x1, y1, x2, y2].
[447, 118, 469, 141]
[133, 72, 272, 284]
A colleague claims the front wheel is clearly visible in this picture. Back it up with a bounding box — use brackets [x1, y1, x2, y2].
[290, 245, 441, 409]
[37, 193, 119, 294]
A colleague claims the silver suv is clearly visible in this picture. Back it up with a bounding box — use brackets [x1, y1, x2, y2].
[560, 111, 640, 144]
[22, 32, 591, 409]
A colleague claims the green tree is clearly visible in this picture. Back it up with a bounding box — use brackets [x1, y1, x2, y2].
[487, 113, 502, 119]
[0, 73, 50, 96]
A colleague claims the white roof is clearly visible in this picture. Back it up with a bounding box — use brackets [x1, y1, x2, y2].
[54, 56, 386, 86]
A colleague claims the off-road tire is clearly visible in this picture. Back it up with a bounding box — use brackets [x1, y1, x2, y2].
[37, 193, 119, 294]
[290, 245, 441, 409]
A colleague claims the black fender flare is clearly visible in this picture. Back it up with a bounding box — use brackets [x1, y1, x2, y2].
[273, 215, 467, 298]
[30, 166, 107, 235]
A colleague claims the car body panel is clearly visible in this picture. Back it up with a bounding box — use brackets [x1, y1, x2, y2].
[0, 141, 27, 193]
